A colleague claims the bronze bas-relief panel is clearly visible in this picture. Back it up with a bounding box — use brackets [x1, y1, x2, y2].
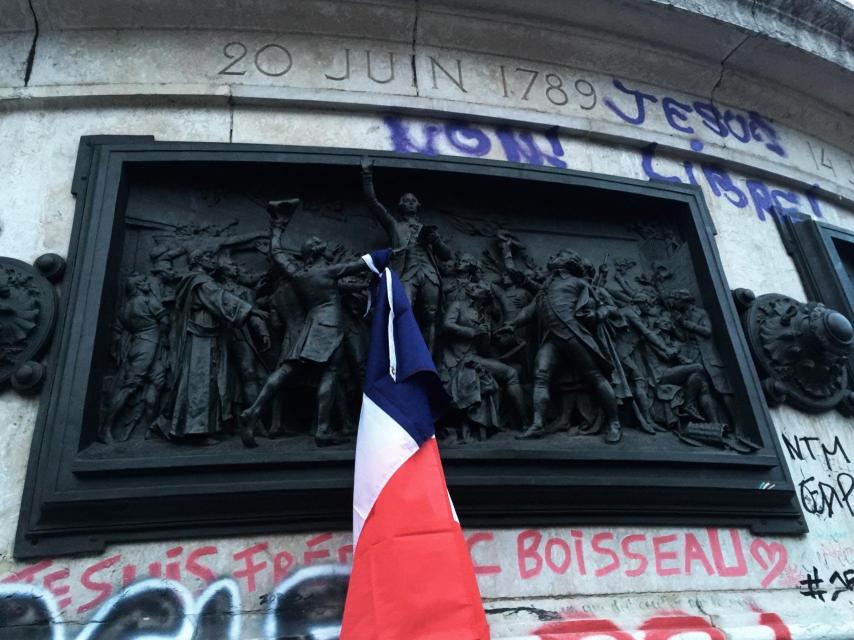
[15, 138, 804, 557]
[90, 161, 743, 459]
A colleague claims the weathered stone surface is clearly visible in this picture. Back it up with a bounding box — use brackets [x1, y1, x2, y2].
[0, 103, 230, 261]
[0, 0, 34, 89]
[30, 0, 415, 37]
[0, 103, 230, 558]
[0, 1, 853, 637]
[8, 23, 852, 209]
[0, 0, 32, 31]
[0, 32, 31, 88]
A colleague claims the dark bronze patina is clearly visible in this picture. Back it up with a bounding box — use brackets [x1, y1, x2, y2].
[91, 163, 745, 454]
[0, 254, 64, 395]
[735, 288, 854, 413]
[14, 138, 807, 558]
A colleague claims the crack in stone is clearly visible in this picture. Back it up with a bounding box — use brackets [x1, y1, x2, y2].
[228, 91, 235, 143]
[710, 31, 751, 107]
[484, 605, 561, 621]
[694, 596, 712, 618]
[23, 0, 39, 86]
[710, 0, 761, 107]
[410, 0, 420, 96]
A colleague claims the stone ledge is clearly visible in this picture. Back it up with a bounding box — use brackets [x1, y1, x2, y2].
[1, 85, 850, 211]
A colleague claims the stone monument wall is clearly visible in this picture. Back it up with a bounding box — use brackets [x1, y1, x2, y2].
[1, 1, 853, 637]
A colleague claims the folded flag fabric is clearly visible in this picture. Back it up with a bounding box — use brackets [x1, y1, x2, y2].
[340, 249, 490, 640]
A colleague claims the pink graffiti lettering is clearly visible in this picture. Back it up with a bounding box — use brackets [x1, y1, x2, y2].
[535, 609, 789, 640]
[591, 533, 620, 577]
[706, 528, 748, 577]
[621, 534, 648, 577]
[535, 612, 634, 640]
[514, 529, 782, 587]
[652, 535, 680, 576]
[750, 539, 788, 588]
[233, 542, 268, 593]
[42, 568, 71, 609]
[517, 529, 544, 579]
[467, 532, 502, 575]
[640, 612, 724, 640]
[684, 532, 714, 576]
[186, 545, 218, 584]
[77, 554, 121, 614]
[1, 559, 52, 584]
[303, 533, 332, 564]
[0, 529, 791, 613]
[273, 550, 294, 583]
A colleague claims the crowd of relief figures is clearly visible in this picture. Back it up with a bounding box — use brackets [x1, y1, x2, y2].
[96, 161, 755, 454]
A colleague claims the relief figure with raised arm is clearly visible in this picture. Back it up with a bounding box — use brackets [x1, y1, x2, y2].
[361, 159, 452, 351]
[239, 199, 375, 447]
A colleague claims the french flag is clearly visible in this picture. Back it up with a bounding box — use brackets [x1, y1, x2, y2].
[340, 250, 490, 639]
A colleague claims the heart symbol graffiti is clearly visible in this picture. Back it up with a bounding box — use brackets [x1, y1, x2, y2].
[750, 539, 788, 588]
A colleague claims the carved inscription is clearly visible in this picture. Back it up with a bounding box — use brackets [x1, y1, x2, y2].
[498, 66, 597, 110]
[209, 40, 854, 193]
[218, 42, 294, 77]
[210, 43, 792, 164]
[325, 49, 397, 84]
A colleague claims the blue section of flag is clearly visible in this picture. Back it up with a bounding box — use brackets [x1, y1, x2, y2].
[367, 248, 392, 270]
[361, 254, 448, 447]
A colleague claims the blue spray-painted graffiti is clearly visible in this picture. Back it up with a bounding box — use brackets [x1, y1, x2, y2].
[383, 115, 567, 168]
[0, 565, 350, 640]
[604, 79, 787, 158]
[641, 142, 821, 222]
[382, 115, 819, 223]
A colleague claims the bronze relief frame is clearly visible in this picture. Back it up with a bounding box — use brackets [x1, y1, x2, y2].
[15, 136, 804, 558]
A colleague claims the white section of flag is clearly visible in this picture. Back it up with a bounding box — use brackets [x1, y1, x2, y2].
[384, 269, 397, 380]
[352, 394, 419, 546]
[362, 253, 380, 275]
[447, 490, 459, 523]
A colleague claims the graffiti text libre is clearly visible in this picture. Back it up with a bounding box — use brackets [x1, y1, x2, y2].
[384, 115, 822, 222]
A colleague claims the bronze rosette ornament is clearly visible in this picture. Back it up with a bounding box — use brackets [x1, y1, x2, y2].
[0, 254, 65, 394]
[734, 288, 854, 413]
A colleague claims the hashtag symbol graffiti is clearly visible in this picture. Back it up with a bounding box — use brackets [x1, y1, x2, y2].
[799, 566, 827, 602]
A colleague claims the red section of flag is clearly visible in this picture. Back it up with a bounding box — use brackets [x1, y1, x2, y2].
[341, 438, 490, 639]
